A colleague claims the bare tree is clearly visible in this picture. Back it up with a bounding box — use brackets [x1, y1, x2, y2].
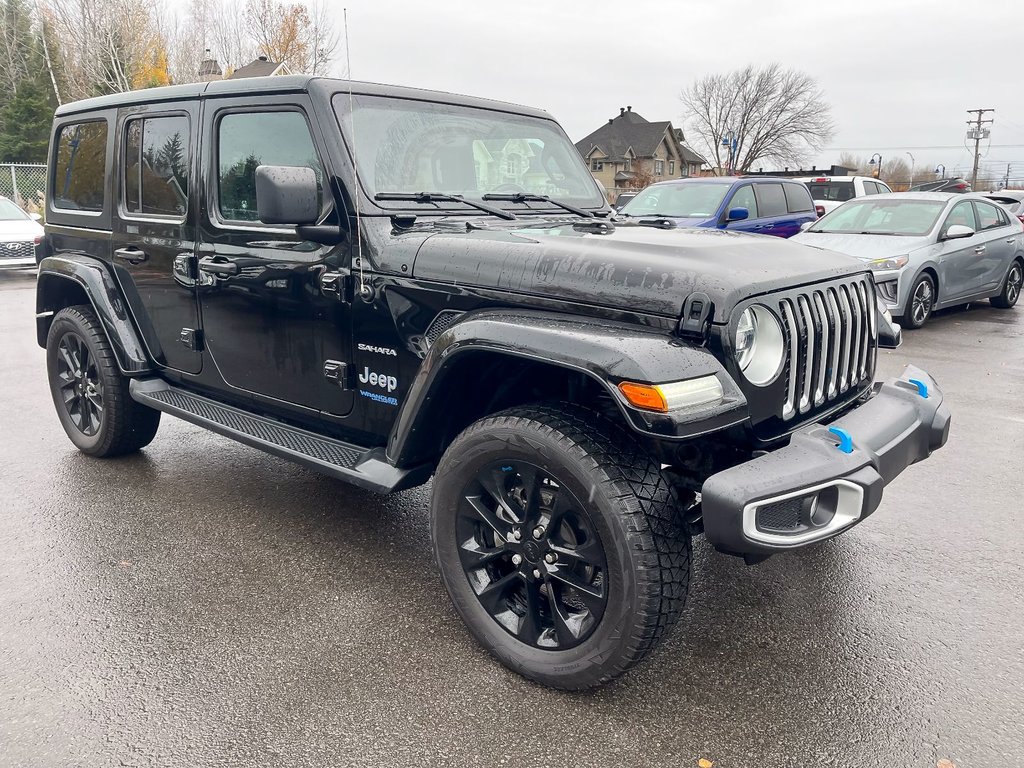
[681, 64, 834, 174]
[244, 0, 337, 74]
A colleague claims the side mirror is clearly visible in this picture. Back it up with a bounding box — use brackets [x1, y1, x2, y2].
[255, 165, 320, 226]
[943, 224, 975, 240]
[727, 207, 749, 222]
[799, 221, 812, 232]
[29, 212, 41, 222]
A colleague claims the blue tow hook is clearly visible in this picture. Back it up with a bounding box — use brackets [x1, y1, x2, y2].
[827, 426, 854, 454]
[908, 378, 929, 398]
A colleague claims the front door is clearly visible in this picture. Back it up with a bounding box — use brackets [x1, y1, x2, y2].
[723, 184, 760, 233]
[110, 105, 202, 373]
[196, 98, 354, 418]
[937, 200, 984, 301]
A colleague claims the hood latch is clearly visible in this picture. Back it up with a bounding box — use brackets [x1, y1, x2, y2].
[678, 292, 713, 341]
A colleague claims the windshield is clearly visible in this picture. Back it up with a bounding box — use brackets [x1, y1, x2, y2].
[334, 94, 605, 210]
[618, 182, 731, 218]
[808, 199, 945, 236]
[806, 181, 854, 202]
[0, 197, 29, 221]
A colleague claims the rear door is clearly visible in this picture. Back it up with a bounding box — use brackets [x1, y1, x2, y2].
[972, 200, 1016, 291]
[780, 182, 816, 237]
[110, 105, 202, 373]
[751, 182, 791, 237]
[196, 95, 355, 419]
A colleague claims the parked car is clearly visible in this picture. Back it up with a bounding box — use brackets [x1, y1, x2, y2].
[613, 191, 637, 210]
[36, 76, 949, 690]
[615, 176, 817, 238]
[792, 192, 1023, 328]
[0, 195, 43, 269]
[910, 177, 971, 193]
[982, 190, 1024, 224]
[795, 175, 893, 217]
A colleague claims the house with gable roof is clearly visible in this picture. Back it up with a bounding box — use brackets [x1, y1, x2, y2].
[575, 106, 706, 200]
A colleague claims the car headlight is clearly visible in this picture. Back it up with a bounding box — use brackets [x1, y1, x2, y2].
[867, 255, 909, 271]
[735, 305, 785, 386]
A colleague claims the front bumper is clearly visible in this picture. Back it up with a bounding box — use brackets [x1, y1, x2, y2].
[701, 364, 950, 557]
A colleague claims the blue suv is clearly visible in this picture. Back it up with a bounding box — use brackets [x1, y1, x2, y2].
[616, 176, 818, 238]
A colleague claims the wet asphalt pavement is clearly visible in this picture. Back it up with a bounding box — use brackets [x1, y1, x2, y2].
[1, 267, 1022, 768]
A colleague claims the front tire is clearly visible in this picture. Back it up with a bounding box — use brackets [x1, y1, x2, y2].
[46, 305, 160, 457]
[991, 259, 1023, 309]
[904, 273, 936, 329]
[431, 404, 691, 690]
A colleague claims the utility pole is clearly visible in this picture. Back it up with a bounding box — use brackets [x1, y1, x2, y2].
[966, 108, 994, 190]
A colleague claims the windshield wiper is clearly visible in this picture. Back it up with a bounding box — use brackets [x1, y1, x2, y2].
[374, 192, 517, 221]
[482, 192, 594, 218]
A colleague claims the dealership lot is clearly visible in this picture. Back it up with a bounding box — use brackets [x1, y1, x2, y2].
[1, 268, 1022, 767]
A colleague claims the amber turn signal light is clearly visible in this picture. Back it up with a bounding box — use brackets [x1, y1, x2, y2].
[618, 382, 668, 413]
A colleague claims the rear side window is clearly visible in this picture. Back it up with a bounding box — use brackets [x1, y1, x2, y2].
[783, 183, 814, 213]
[974, 201, 1004, 231]
[754, 183, 787, 217]
[124, 115, 190, 217]
[52, 121, 108, 212]
[807, 181, 855, 202]
[217, 110, 324, 224]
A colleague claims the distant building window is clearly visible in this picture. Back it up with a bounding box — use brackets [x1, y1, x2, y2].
[624, 158, 632, 172]
[590, 159, 604, 172]
[505, 153, 522, 176]
[655, 160, 664, 175]
[669, 160, 675, 175]
[52, 121, 108, 212]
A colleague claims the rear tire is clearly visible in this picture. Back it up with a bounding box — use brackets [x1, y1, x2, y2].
[991, 259, 1023, 309]
[430, 404, 691, 690]
[46, 305, 160, 457]
[903, 273, 936, 329]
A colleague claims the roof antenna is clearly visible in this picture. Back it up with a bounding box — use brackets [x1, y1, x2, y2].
[343, 8, 367, 299]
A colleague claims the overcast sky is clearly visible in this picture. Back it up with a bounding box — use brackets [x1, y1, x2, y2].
[202, 0, 1024, 184]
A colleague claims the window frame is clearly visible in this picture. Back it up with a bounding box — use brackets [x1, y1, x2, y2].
[590, 158, 604, 172]
[753, 182, 787, 218]
[654, 159, 664, 176]
[209, 104, 330, 232]
[119, 110, 192, 223]
[782, 182, 814, 213]
[727, 183, 758, 219]
[50, 117, 110, 218]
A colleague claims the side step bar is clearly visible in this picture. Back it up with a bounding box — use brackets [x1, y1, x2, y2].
[129, 378, 429, 494]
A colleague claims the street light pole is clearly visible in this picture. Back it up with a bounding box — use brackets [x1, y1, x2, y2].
[869, 153, 883, 181]
[906, 152, 915, 190]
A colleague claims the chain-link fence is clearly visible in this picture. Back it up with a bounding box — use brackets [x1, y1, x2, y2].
[0, 164, 46, 215]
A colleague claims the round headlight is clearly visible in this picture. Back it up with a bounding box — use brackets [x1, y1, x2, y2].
[735, 305, 785, 386]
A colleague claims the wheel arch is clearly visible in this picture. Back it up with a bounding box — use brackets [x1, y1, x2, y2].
[36, 254, 153, 375]
[386, 309, 747, 469]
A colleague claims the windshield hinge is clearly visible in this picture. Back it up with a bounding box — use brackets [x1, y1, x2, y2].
[678, 292, 713, 341]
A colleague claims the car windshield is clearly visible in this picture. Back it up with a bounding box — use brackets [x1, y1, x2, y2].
[0, 198, 29, 221]
[618, 182, 731, 218]
[806, 181, 855, 202]
[808, 198, 946, 236]
[334, 94, 605, 209]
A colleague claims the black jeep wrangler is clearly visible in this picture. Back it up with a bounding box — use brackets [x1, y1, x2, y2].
[36, 76, 950, 689]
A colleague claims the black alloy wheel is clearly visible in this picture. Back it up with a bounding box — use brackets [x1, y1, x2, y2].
[992, 260, 1023, 309]
[431, 404, 692, 690]
[907, 273, 935, 328]
[457, 459, 608, 650]
[54, 330, 104, 436]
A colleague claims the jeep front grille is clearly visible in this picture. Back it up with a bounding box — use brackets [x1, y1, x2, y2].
[777, 276, 876, 421]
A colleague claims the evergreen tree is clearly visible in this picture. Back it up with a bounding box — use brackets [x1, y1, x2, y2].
[0, 72, 56, 162]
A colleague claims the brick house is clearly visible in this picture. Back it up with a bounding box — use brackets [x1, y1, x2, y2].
[575, 106, 706, 200]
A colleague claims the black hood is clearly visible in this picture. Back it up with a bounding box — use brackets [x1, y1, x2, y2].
[409, 221, 865, 323]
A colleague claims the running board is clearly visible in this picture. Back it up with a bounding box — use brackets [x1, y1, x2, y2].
[129, 378, 428, 494]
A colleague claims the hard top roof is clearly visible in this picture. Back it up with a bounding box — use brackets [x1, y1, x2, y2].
[54, 76, 553, 120]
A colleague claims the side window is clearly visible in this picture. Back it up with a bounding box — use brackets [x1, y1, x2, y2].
[52, 121, 108, 212]
[783, 182, 814, 213]
[728, 184, 758, 218]
[945, 201, 977, 233]
[974, 202, 1003, 231]
[217, 111, 324, 224]
[862, 181, 878, 195]
[876, 181, 893, 194]
[753, 183, 787, 217]
[124, 115, 190, 217]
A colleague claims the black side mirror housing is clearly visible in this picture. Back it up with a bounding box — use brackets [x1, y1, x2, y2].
[255, 165, 320, 226]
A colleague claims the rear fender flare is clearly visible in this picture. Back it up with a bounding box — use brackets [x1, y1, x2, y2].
[36, 254, 152, 375]
[386, 309, 747, 467]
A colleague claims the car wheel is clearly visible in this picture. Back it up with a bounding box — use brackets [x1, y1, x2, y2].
[904, 273, 936, 329]
[431, 404, 691, 690]
[991, 259, 1023, 309]
[46, 305, 161, 457]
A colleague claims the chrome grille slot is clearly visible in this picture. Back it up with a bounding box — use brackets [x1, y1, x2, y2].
[775, 276, 876, 421]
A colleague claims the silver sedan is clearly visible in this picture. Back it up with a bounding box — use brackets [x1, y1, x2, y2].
[792, 192, 1024, 328]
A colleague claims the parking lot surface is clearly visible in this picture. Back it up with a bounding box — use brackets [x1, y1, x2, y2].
[1, 268, 1022, 767]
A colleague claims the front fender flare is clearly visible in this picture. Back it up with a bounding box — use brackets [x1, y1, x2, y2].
[36, 254, 152, 375]
[386, 309, 747, 467]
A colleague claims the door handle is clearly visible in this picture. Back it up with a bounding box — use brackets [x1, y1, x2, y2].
[197, 256, 239, 276]
[114, 246, 148, 265]
[974, 246, 987, 254]
[1007, 239, 1016, 244]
